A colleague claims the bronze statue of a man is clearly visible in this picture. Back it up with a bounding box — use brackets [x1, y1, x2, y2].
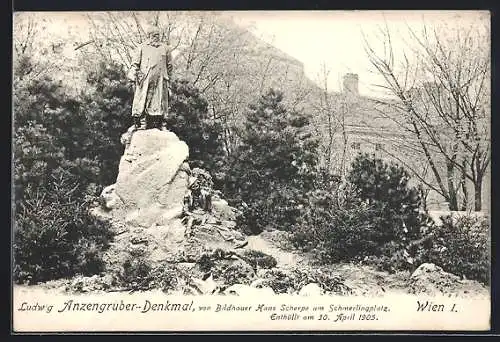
[128, 27, 173, 130]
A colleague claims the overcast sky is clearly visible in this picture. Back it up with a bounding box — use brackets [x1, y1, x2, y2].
[223, 10, 490, 97]
[15, 10, 489, 98]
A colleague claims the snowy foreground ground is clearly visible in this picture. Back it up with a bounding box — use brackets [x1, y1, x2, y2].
[13, 229, 489, 298]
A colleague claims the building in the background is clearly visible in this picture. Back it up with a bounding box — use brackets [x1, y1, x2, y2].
[312, 72, 490, 212]
[342, 73, 359, 96]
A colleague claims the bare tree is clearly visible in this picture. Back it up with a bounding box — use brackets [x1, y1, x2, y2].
[174, 15, 316, 157]
[318, 63, 336, 172]
[13, 13, 67, 84]
[308, 65, 356, 178]
[363, 18, 490, 211]
[78, 11, 188, 70]
[13, 13, 38, 56]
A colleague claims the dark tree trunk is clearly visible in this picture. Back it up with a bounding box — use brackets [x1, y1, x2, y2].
[474, 177, 483, 211]
[448, 191, 458, 211]
[460, 165, 469, 211]
[447, 162, 458, 211]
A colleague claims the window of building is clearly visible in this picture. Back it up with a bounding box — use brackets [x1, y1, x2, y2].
[351, 142, 361, 150]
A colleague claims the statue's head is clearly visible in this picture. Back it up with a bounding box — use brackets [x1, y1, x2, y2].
[147, 27, 161, 44]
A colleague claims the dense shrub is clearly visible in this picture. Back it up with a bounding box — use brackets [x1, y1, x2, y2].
[118, 257, 153, 291]
[417, 215, 490, 284]
[347, 153, 425, 243]
[291, 155, 432, 269]
[14, 60, 133, 195]
[197, 254, 215, 273]
[13, 170, 113, 284]
[12, 59, 124, 284]
[240, 249, 278, 270]
[291, 185, 380, 263]
[225, 89, 320, 234]
[211, 261, 255, 286]
[117, 257, 180, 292]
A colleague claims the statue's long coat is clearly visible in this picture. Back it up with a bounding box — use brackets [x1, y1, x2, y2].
[129, 42, 173, 117]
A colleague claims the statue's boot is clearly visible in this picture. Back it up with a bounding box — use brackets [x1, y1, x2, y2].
[134, 115, 147, 130]
[133, 116, 141, 129]
[160, 121, 168, 131]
